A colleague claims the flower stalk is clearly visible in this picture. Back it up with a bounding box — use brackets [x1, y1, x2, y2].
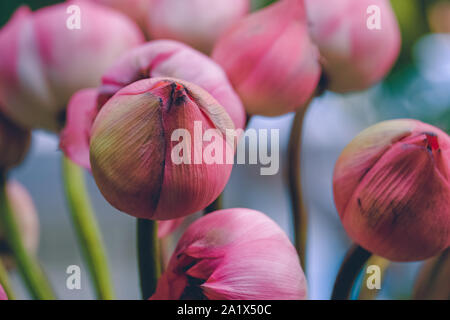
[0, 258, 16, 300]
[137, 219, 161, 299]
[0, 172, 55, 300]
[331, 244, 372, 300]
[62, 156, 115, 300]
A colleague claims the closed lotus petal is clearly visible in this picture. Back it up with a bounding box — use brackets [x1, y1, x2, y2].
[333, 119, 450, 261]
[147, 0, 250, 53]
[212, 0, 321, 116]
[151, 208, 307, 300]
[90, 78, 234, 220]
[0, 1, 144, 131]
[305, 0, 401, 92]
[0, 284, 7, 300]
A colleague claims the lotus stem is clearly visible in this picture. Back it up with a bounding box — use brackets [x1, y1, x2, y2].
[0, 258, 16, 300]
[413, 248, 450, 300]
[137, 219, 161, 299]
[204, 194, 223, 215]
[331, 244, 372, 300]
[0, 172, 55, 300]
[358, 255, 390, 300]
[62, 156, 115, 300]
[287, 106, 309, 272]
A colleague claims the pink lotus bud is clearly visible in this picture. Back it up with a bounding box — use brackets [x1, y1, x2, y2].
[147, 0, 250, 53]
[212, 0, 321, 116]
[90, 78, 235, 220]
[0, 113, 31, 171]
[0, 285, 6, 300]
[60, 40, 245, 170]
[305, 0, 401, 92]
[91, 0, 152, 32]
[151, 208, 307, 300]
[0, 181, 39, 270]
[0, 1, 144, 131]
[333, 119, 450, 261]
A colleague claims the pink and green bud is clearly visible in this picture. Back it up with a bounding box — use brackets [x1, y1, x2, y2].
[151, 208, 307, 300]
[0, 1, 144, 131]
[0, 113, 30, 171]
[333, 119, 450, 261]
[60, 40, 245, 170]
[0, 181, 39, 270]
[212, 0, 321, 116]
[305, 0, 401, 92]
[0, 284, 7, 300]
[147, 0, 250, 53]
[89, 78, 235, 220]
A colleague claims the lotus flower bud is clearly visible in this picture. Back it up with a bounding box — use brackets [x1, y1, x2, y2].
[91, 0, 152, 32]
[212, 0, 321, 116]
[147, 0, 250, 53]
[151, 208, 307, 300]
[305, 0, 401, 92]
[60, 40, 245, 170]
[0, 284, 7, 300]
[0, 113, 31, 171]
[0, 1, 144, 131]
[0, 181, 39, 270]
[90, 78, 235, 220]
[333, 119, 450, 261]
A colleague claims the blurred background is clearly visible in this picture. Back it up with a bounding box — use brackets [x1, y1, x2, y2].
[1, 0, 449, 299]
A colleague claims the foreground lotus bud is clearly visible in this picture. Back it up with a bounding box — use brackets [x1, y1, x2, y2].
[333, 119, 450, 261]
[90, 78, 234, 220]
[212, 0, 321, 116]
[305, 0, 401, 92]
[151, 208, 307, 300]
[147, 0, 250, 53]
[0, 284, 7, 300]
[91, 0, 151, 32]
[0, 1, 144, 131]
[0, 181, 39, 269]
[61, 40, 245, 170]
[0, 113, 31, 171]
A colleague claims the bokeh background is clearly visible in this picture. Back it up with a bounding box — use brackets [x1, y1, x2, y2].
[1, 0, 449, 299]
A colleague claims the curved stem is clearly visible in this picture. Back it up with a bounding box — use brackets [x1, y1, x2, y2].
[0, 173, 55, 300]
[287, 107, 309, 272]
[331, 244, 372, 300]
[358, 256, 390, 300]
[413, 248, 450, 300]
[0, 258, 16, 300]
[204, 193, 223, 215]
[137, 219, 161, 299]
[62, 156, 115, 300]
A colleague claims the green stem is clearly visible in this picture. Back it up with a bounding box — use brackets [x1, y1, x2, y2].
[62, 156, 115, 300]
[287, 107, 309, 272]
[204, 193, 223, 215]
[137, 219, 161, 299]
[0, 173, 55, 300]
[0, 258, 16, 300]
[331, 244, 372, 300]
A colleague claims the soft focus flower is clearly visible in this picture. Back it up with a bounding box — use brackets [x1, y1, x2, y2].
[212, 0, 321, 116]
[428, 1, 450, 33]
[305, 0, 401, 92]
[0, 284, 7, 300]
[91, 0, 152, 32]
[151, 208, 307, 300]
[0, 113, 31, 171]
[333, 119, 450, 261]
[60, 40, 245, 170]
[147, 0, 250, 53]
[90, 78, 235, 220]
[0, 181, 39, 270]
[0, 1, 144, 131]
